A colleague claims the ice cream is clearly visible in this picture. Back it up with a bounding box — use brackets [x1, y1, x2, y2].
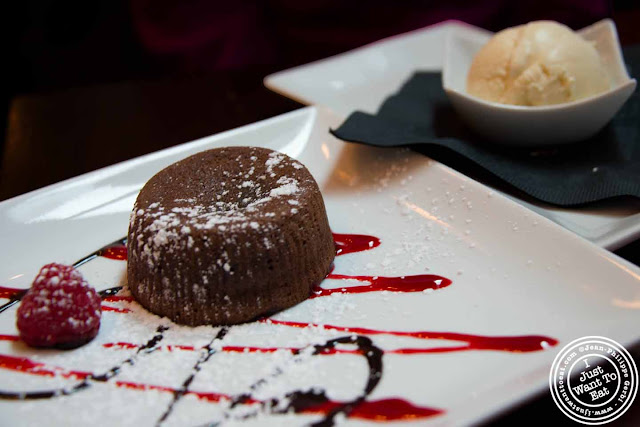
[466, 21, 610, 106]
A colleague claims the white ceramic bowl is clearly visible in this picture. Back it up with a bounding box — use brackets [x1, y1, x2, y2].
[442, 19, 636, 146]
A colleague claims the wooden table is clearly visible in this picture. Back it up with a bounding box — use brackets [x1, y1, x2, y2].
[1, 67, 639, 425]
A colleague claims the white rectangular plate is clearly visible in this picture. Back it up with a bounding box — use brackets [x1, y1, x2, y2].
[264, 20, 640, 250]
[1, 107, 639, 426]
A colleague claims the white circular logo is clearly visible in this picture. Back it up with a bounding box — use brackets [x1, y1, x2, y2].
[549, 336, 638, 425]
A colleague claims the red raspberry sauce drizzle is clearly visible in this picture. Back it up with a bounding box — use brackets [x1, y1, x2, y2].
[0, 287, 25, 300]
[333, 233, 380, 256]
[260, 320, 557, 353]
[315, 274, 451, 297]
[99, 329, 555, 355]
[99, 245, 127, 261]
[318, 233, 451, 296]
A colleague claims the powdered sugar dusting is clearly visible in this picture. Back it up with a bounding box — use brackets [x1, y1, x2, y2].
[129, 148, 313, 273]
[269, 177, 299, 198]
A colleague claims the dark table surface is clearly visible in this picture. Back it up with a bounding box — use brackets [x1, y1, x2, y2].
[1, 66, 639, 425]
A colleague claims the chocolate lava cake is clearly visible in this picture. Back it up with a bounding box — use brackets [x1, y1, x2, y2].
[127, 147, 335, 326]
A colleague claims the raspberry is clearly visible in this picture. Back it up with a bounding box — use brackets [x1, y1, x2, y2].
[17, 263, 102, 349]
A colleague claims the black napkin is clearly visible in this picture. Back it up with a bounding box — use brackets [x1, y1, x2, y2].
[331, 46, 640, 206]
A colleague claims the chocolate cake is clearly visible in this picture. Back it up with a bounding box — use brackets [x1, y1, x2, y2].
[127, 147, 335, 326]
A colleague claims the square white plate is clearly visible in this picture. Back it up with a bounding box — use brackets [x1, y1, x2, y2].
[264, 20, 640, 250]
[1, 107, 639, 426]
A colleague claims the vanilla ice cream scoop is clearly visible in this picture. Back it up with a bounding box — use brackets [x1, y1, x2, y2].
[466, 21, 610, 106]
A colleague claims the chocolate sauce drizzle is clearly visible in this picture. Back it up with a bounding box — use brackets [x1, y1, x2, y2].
[73, 237, 128, 268]
[290, 335, 383, 427]
[98, 286, 124, 299]
[203, 335, 384, 427]
[157, 327, 230, 426]
[0, 290, 25, 315]
[0, 325, 168, 400]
